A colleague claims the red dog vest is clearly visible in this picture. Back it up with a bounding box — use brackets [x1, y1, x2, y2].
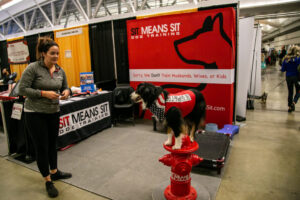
[149, 90, 196, 122]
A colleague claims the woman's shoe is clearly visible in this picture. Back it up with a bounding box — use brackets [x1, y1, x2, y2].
[288, 107, 293, 112]
[45, 181, 58, 198]
[50, 170, 72, 181]
[291, 103, 295, 111]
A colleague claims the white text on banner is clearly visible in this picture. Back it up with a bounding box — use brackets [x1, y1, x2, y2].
[129, 69, 235, 84]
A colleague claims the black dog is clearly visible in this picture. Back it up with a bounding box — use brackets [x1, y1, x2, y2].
[131, 82, 206, 149]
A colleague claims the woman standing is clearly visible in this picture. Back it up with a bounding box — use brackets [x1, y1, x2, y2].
[19, 36, 72, 198]
[281, 46, 300, 112]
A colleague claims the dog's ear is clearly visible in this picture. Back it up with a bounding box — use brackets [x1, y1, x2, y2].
[143, 87, 151, 98]
[212, 15, 220, 32]
[154, 86, 163, 96]
[202, 16, 213, 32]
[136, 83, 145, 94]
[143, 87, 156, 106]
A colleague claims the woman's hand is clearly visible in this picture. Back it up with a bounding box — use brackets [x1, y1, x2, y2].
[60, 89, 70, 100]
[42, 91, 59, 99]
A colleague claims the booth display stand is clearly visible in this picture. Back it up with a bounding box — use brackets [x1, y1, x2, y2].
[194, 132, 230, 174]
[153, 136, 210, 200]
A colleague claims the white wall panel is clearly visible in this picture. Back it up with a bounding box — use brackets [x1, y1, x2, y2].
[236, 17, 255, 118]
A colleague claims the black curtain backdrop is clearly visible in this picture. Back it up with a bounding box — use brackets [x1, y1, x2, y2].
[25, 34, 38, 63]
[0, 40, 9, 73]
[89, 22, 115, 84]
[113, 18, 133, 84]
[25, 31, 54, 63]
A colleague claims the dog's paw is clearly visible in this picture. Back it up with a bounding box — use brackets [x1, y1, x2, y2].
[190, 136, 194, 142]
[164, 140, 172, 146]
[172, 144, 181, 150]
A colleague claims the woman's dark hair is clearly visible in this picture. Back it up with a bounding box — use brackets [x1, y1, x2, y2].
[36, 36, 59, 60]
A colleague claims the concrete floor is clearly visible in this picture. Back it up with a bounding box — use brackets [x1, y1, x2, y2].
[0, 64, 299, 200]
[216, 65, 300, 200]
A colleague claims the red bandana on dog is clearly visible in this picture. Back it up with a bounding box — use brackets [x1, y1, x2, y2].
[149, 90, 196, 122]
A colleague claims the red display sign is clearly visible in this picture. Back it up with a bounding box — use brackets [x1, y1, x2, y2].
[127, 6, 237, 127]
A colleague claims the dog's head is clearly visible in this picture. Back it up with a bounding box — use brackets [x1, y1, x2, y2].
[131, 82, 163, 110]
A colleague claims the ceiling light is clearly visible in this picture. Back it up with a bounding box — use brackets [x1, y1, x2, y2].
[278, 18, 286, 23]
[240, 0, 299, 8]
[0, 0, 22, 11]
[266, 25, 272, 30]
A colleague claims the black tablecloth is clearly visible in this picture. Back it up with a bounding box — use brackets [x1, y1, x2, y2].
[58, 92, 112, 148]
[1, 99, 28, 155]
[0, 84, 8, 92]
[1, 92, 112, 155]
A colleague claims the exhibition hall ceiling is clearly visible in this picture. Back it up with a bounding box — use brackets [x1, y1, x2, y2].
[240, 0, 300, 42]
[258, 17, 300, 34]
[0, 0, 299, 41]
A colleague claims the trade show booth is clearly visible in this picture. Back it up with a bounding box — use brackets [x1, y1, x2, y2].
[0, 1, 242, 199]
[0, 3, 238, 129]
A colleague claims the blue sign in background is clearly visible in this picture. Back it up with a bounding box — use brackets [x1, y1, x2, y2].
[80, 72, 95, 92]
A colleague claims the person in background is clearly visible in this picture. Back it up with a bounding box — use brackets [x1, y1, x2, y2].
[270, 49, 277, 65]
[279, 46, 287, 66]
[1, 68, 10, 84]
[293, 47, 300, 104]
[18, 36, 72, 198]
[281, 46, 300, 112]
[261, 50, 267, 73]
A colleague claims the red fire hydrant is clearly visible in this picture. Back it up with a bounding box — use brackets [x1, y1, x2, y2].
[159, 136, 203, 200]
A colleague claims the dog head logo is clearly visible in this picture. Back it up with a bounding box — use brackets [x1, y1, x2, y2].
[162, 13, 233, 91]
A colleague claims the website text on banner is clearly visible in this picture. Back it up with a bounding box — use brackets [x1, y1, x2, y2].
[127, 6, 237, 127]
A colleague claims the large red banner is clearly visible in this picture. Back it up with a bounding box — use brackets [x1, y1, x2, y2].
[127, 6, 236, 127]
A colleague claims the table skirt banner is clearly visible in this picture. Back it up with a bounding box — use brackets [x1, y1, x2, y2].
[127, 5, 237, 127]
[58, 92, 112, 149]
